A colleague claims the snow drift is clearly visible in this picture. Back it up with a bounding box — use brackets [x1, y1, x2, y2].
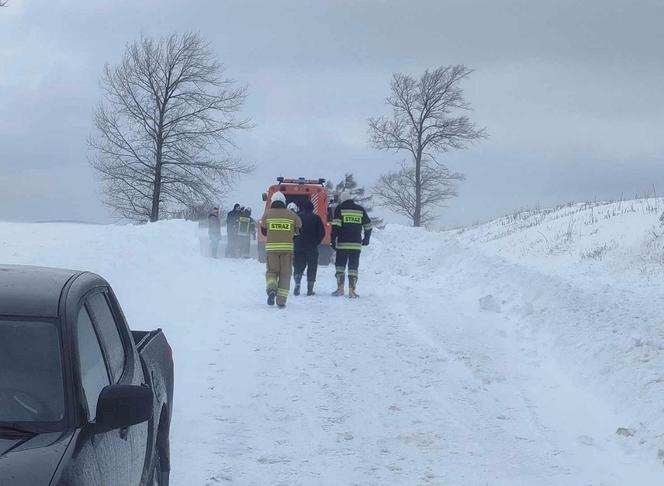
[0, 198, 663, 484]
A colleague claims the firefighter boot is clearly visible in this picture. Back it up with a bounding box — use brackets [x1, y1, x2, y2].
[307, 281, 316, 296]
[267, 290, 276, 306]
[348, 276, 359, 299]
[293, 274, 302, 296]
[331, 273, 345, 296]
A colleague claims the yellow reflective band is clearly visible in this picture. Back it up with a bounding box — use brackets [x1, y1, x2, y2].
[348, 271, 358, 277]
[267, 219, 293, 231]
[363, 224, 373, 230]
[341, 210, 364, 215]
[342, 214, 362, 224]
[265, 243, 294, 251]
[336, 243, 362, 251]
[332, 219, 342, 227]
[277, 289, 289, 296]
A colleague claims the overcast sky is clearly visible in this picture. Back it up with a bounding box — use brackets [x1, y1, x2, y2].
[1, 0, 663, 227]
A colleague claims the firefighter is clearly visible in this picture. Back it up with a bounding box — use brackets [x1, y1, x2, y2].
[207, 207, 222, 258]
[237, 207, 256, 258]
[226, 203, 241, 257]
[260, 192, 302, 308]
[287, 202, 299, 213]
[293, 199, 325, 296]
[331, 192, 372, 298]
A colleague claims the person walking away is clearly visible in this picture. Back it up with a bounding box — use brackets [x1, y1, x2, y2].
[331, 192, 372, 298]
[293, 199, 325, 296]
[208, 207, 222, 258]
[260, 192, 302, 308]
[237, 207, 255, 258]
[226, 203, 241, 257]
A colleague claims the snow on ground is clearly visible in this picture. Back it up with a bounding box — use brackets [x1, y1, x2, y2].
[1, 198, 664, 485]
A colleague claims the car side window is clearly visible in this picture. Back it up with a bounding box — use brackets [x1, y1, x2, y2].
[88, 293, 127, 383]
[77, 307, 110, 421]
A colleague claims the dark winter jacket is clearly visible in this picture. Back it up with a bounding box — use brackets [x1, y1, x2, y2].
[208, 212, 221, 239]
[295, 201, 325, 250]
[226, 209, 241, 235]
[332, 199, 372, 251]
[237, 211, 255, 237]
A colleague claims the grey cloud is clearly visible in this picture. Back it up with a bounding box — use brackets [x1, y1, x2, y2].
[1, 0, 663, 226]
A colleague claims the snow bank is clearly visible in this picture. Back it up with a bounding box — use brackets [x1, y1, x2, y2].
[1, 207, 663, 484]
[454, 197, 664, 278]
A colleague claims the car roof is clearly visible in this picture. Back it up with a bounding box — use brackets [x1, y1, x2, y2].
[0, 264, 82, 317]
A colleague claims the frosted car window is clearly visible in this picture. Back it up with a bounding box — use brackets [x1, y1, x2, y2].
[88, 293, 126, 383]
[77, 307, 110, 420]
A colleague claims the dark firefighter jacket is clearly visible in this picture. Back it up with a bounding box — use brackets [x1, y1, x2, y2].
[237, 212, 255, 237]
[332, 199, 372, 251]
[260, 201, 302, 252]
[226, 209, 241, 235]
[295, 204, 325, 250]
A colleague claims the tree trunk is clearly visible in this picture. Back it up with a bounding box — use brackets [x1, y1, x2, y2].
[150, 141, 163, 222]
[413, 150, 422, 227]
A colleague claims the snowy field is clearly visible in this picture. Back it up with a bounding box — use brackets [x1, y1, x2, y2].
[2, 198, 664, 485]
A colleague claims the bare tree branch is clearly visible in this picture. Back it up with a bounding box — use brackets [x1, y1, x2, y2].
[89, 32, 252, 222]
[373, 162, 464, 226]
[368, 65, 486, 226]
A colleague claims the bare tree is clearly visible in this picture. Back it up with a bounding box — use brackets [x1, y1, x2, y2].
[373, 162, 464, 226]
[368, 65, 485, 226]
[89, 32, 251, 222]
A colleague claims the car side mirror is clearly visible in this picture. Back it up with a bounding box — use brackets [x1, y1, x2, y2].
[261, 192, 267, 202]
[94, 384, 153, 433]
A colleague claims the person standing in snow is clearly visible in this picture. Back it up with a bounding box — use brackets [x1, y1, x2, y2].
[331, 192, 372, 298]
[226, 203, 241, 257]
[208, 207, 222, 258]
[260, 192, 302, 308]
[236, 207, 256, 258]
[293, 199, 325, 296]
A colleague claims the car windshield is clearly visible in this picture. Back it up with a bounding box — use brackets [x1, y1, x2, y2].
[0, 319, 65, 427]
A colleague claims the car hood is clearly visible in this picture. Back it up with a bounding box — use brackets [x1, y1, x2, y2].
[0, 432, 73, 486]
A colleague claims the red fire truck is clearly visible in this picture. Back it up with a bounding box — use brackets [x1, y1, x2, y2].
[257, 177, 334, 265]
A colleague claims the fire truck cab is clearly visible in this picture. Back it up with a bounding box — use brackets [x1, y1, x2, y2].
[257, 177, 334, 265]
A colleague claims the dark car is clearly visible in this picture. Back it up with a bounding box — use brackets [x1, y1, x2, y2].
[0, 265, 174, 485]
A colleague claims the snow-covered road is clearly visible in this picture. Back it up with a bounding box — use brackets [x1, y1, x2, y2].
[0, 206, 662, 485]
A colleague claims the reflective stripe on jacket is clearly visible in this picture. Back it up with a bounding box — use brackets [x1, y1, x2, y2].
[261, 206, 302, 253]
[332, 200, 372, 251]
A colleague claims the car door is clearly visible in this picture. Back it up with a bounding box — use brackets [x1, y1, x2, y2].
[87, 291, 148, 484]
[75, 302, 131, 485]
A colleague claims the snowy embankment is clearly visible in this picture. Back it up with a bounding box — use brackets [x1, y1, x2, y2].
[1, 199, 663, 485]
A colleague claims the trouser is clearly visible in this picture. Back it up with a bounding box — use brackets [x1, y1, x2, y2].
[226, 232, 238, 257]
[294, 245, 319, 282]
[209, 237, 221, 258]
[237, 235, 251, 257]
[335, 249, 360, 283]
[266, 252, 293, 305]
